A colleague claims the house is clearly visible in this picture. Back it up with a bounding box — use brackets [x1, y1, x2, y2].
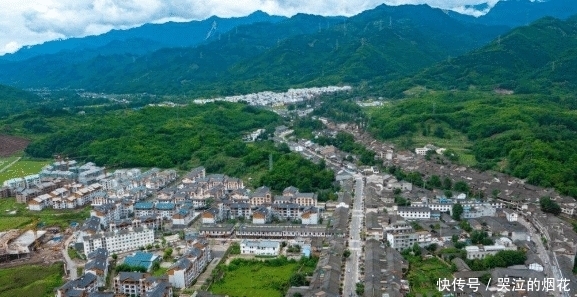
[502, 208, 518, 222]
[172, 209, 195, 227]
[240, 240, 280, 256]
[201, 208, 221, 224]
[167, 243, 211, 289]
[56, 273, 98, 297]
[134, 202, 155, 217]
[155, 202, 176, 219]
[228, 202, 252, 220]
[85, 248, 109, 287]
[199, 224, 235, 238]
[114, 272, 172, 297]
[249, 186, 272, 206]
[252, 207, 271, 224]
[300, 207, 319, 225]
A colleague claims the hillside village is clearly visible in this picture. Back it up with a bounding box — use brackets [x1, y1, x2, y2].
[1, 118, 577, 297]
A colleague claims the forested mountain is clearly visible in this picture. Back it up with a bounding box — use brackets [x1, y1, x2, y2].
[384, 16, 577, 98]
[0, 4, 506, 96]
[449, 0, 577, 28]
[0, 84, 43, 117]
[0, 11, 285, 62]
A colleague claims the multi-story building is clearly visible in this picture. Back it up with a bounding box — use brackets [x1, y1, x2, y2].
[81, 226, 154, 255]
[113, 272, 172, 297]
[240, 240, 280, 256]
[397, 206, 432, 220]
[84, 248, 109, 287]
[386, 232, 419, 251]
[249, 186, 272, 206]
[167, 239, 211, 289]
[56, 273, 98, 297]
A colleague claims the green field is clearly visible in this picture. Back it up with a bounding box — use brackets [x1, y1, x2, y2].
[210, 257, 317, 297]
[0, 197, 90, 231]
[0, 159, 49, 184]
[405, 255, 453, 297]
[0, 263, 64, 297]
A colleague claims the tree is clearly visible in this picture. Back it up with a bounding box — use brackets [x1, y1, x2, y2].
[442, 177, 453, 190]
[163, 248, 173, 259]
[289, 273, 307, 286]
[425, 243, 438, 253]
[343, 249, 351, 259]
[454, 181, 469, 193]
[111, 253, 118, 261]
[539, 196, 561, 215]
[152, 261, 160, 272]
[452, 203, 464, 221]
[355, 282, 365, 295]
[444, 190, 453, 198]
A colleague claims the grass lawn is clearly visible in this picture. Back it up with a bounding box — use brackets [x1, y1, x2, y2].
[0, 197, 91, 231]
[0, 263, 64, 297]
[152, 267, 169, 277]
[0, 159, 50, 184]
[210, 257, 317, 297]
[405, 255, 453, 297]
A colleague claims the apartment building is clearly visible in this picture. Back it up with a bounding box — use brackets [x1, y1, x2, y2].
[81, 226, 154, 255]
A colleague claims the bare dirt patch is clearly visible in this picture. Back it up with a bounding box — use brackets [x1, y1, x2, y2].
[0, 135, 29, 157]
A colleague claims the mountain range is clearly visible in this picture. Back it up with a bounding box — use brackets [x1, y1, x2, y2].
[0, 4, 508, 96]
[0, 0, 575, 98]
[385, 15, 577, 97]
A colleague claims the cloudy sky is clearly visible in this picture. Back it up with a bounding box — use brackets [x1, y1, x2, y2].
[0, 0, 500, 55]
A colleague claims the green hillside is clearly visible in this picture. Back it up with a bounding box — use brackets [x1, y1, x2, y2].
[385, 16, 577, 98]
[367, 90, 577, 197]
[4, 103, 335, 196]
[0, 84, 43, 117]
[0, 5, 506, 96]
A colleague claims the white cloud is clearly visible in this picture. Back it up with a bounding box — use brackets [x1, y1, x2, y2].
[0, 0, 498, 55]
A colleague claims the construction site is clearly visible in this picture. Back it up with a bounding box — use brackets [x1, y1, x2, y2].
[0, 228, 64, 267]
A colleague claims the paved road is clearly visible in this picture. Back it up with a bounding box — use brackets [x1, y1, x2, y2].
[62, 235, 78, 280]
[518, 216, 564, 297]
[192, 257, 221, 291]
[344, 175, 365, 297]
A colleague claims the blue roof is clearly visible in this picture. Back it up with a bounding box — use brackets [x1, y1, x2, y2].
[123, 252, 159, 271]
[134, 202, 154, 209]
[156, 202, 175, 210]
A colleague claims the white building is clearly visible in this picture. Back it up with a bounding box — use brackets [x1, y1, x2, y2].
[397, 206, 431, 220]
[502, 209, 518, 222]
[240, 240, 280, 256]
[387, 232, 418, 251]
[300, 207, 319, 225]
[81, 226, 154, 255]
[465, 245, 507, 260]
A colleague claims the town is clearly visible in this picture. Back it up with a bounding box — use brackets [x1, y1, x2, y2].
[1, 115, 577, 297]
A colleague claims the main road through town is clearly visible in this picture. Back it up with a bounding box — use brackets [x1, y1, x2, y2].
[344, 175, 365, 297]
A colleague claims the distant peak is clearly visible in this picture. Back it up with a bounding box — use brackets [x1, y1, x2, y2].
[249, 10, 270, 17]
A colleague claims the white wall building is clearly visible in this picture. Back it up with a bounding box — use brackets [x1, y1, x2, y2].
[240, 240, 280, 256]
[81, 226, 154, 255]
[397, 206, 431, 220]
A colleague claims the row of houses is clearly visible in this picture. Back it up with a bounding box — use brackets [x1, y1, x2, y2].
[28, 183, 104, 211]
[198, 221, 343, 239]
[201, 203, 320, 225]
[394, 201, 505, 221]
